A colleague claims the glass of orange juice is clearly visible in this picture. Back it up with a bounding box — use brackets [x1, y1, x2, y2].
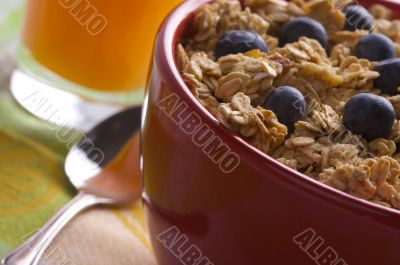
[18, 0, 183, 105]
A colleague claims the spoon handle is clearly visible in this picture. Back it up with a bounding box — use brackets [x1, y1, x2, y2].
[1, 192, 104, 265]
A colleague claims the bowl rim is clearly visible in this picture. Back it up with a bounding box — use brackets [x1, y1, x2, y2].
[154, 0, 400, 221]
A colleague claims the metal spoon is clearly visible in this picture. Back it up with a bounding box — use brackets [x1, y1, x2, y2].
[1, 106, 142, 265]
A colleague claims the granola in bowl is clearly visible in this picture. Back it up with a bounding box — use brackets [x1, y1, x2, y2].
[176, 0, 400, 209]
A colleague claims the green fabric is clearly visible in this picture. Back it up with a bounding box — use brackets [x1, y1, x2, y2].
[0, 99, 74, 257]
[0, 98, 70, 158]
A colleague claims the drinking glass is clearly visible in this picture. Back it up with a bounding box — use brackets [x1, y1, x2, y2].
[15, 0, 183, 108]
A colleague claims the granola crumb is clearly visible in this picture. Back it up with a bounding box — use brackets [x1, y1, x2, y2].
[217, 93, 288, 154]
[320, 157, 400, 208]
[369, 4, 393, 20]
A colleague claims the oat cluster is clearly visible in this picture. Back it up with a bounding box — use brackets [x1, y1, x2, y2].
[176, 0, 400, 209]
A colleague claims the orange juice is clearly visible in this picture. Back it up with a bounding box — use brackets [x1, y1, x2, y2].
[22, 0, 182, 92]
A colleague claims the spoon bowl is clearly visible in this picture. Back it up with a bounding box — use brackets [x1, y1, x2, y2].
[65, 107, 142, 202]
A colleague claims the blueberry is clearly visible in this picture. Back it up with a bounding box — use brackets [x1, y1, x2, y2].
[343, 93, 395, 140]
[279, 17, 328, 49]
[343, 5, 374, 31]
[355, 33, 395, 62]
[215, 30, 268, 59]
[374, 58, 400, 95]
[262, 86, 306, 133]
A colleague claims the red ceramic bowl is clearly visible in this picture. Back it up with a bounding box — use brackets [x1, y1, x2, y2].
[142, 1, 400, 264]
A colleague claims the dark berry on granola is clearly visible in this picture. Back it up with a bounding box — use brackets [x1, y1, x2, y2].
[343, 93, 395, 140]
[343, 5, 374, 32]
[279, 17, 328, 49]
[262, 86, 306, 133]
[374, 58, 400, 95]
[355, 33, 396, 62]
[215, 30, 268, 59]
